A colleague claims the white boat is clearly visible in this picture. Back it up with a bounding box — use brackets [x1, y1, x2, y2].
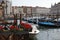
[54, 18, 60, 21]
[28, 23, 40, 37]
[21, 21, 40, 37]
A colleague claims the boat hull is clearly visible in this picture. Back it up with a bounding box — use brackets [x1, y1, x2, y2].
[38, 22, 60, 28]
[29, 30, 40, 37]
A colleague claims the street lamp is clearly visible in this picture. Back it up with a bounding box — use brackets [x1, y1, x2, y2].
[1, 0, 6, 18]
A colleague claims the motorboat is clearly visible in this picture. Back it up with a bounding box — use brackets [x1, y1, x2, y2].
[27, 18, 35, 23]
[27, 17, 40, 24]
[21, 21, 40, 37]
[22, 17, 32, 21]
[38, 22, 55, 26]
[53, 18, 60, 23]
[29, 24, 40, 37]
[38, 17, 60, 27]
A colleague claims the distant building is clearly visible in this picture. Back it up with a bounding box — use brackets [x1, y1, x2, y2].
[3, 0, 12, 15]
[12, 6, 24, 18]
[33, 6, 50, 17]
[32, 7, 37, 17]
[26, 6, 32, 17]
[0, 0, 3, 17]
[50, 2, 60, 18]
[0, 0, 12, 18]
[12, 6, 32, 17]
[18, 6, 25, 17]
[22, 6, 32, 17]
[12, 6, 18, 14]
[12, 6, 24, 14]
[6, 0, 12, 15]
[12, 6, 50, 18]
[0, 5, 3, 17]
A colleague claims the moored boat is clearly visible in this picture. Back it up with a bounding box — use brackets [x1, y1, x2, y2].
[38, 21, 60, 28]
[21, 21, 40, 37]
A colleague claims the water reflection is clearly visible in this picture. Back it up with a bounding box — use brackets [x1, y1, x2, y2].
[31, 26, 60, 40]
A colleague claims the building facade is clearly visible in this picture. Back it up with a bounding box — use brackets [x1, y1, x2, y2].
[32, 6, 50, 17]
[12, 6, 24, 18]
[50, 2, 60, 18]
[36, 6, 50, 17]
[22, 6, 32, 17]
[3, 0, 12, 15]
[26, 6, 32, 17]
[0, 0, 12, 18]
[32, 7, 36, 17]
[12, 6, 50, 18]
[12, 6, 24, 14]
[12, 6, 18, 14]
[6, 0, 12, 15]
[12, 6, 32, 17]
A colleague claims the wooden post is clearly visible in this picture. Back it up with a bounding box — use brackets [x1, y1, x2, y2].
[20, 14, 22, 24]
[14, 14, 17, 25]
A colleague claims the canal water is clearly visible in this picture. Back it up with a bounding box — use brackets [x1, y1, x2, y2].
[31, 26, 60, 40]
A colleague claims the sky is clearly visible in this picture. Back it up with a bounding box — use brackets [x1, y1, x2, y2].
[12, 0, 60, 8]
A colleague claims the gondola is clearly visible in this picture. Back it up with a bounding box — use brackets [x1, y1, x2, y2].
[38, 18, 60, 28]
